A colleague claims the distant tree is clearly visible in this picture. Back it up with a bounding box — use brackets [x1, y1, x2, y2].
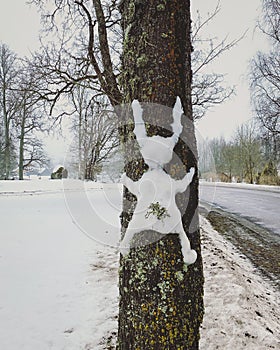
[204, 137, 237, 181]
[250, 0, 280, 142]
[259, 159, 279, 185]
[14, 65, 49, 179]
[20, 138, 49, 173]
[203, 122, 265, 184]
[234, 122, 263, 184]
[220, 142, 240, 182]
[69, 88, 118, 180]
[0, 44, 18, 179]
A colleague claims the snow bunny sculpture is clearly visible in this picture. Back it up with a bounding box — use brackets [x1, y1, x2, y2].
[120, 97, 197, 265]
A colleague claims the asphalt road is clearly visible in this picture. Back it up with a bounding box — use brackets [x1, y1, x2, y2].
[199, 183, 280, 236]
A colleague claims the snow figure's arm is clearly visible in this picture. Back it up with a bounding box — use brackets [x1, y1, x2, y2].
[132, 100, 147, 142]
[120, 173, 139, 196]
[175, 167, 195, 193]
[170, 96, 183, 145]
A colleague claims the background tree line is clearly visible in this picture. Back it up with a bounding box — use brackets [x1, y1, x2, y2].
[199, 120, 279, 185]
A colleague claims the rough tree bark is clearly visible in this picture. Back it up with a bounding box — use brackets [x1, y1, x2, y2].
[117, 0, 204, 349]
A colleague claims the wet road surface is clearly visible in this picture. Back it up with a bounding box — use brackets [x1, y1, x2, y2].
[199, 183, 280, 236]
[199, 183, 280, 287]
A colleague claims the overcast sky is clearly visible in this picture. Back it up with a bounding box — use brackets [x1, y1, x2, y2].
[0, 0, 268, 161]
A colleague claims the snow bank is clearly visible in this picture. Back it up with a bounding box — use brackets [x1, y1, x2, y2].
[199, 217, 280, 349]
[200, 180, 280, 193]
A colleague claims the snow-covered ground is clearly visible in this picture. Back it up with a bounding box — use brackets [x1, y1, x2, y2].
[0, 179, 279, 349]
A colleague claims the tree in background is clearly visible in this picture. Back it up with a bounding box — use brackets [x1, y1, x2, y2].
[0, 44, 18, 179]
[69, 88, 118, 180]
[259, 159, 279, 185]
[250, 0, 280, 164]
[201, 137, 239, 182]
[234, 122, 263, 184]
[0, 44, 49, 180]
[14, 65, 49, 179]
[29, 0, 122, 110]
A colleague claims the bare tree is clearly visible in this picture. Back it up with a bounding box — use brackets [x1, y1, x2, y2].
[203, 123, 264, 184]
[14, 65, 48, 179]
[250, 0, 280, 138]
[19, 137, 49, 173]
[69, 88, 118, 180]
[234, 121, 263, 184]
[29, 0, 237, 120]
[0, 44, 18, 179]
[29, 0, 122, 110]
[191, 1, 241, 119]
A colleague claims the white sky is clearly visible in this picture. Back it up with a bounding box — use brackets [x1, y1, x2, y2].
[0, 0, 269, 160]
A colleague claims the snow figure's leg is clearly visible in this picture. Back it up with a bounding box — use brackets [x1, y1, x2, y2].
[131, 100, 147, 140]
[119, 228, 137, 256]
[178, 230, 197, 265]
[175, 167, 195, 194]
[170, 96, 183, 145]
[120, 173, 138, 196]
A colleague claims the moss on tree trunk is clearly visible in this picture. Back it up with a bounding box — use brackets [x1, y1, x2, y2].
[117, 0, 204, 348]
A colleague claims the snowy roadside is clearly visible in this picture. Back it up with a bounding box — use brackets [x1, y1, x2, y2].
[199, 217, 280, 350]
[200, 180, 280, 193]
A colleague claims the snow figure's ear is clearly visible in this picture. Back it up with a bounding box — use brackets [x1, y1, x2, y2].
[132, 100, 147, 141]
[170, 96, 183, 145]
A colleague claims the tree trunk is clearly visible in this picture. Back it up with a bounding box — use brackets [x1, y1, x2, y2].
[4, 120, 10, 179]
[117, 0, 204, 349]
[18, 111, 26, 181]
[18, 136, 24, 180]
[3, 100, 11, 179]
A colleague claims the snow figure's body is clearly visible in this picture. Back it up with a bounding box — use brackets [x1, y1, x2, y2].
[120, 97, 197, 265]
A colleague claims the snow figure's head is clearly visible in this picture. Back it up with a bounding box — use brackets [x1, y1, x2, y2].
[132, 97, 183, 169]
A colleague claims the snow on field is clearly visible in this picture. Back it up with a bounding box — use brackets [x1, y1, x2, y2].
[0, 180, 279, 349]
[0, 179, 120, 350]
